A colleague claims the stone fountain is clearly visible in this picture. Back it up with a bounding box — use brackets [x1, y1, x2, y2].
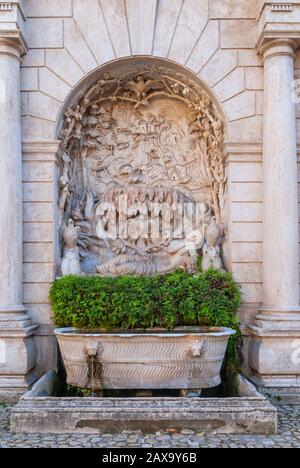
[10, 59, 278, 435]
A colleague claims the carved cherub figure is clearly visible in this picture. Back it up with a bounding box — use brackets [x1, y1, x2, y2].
[61, 219, 81, 276]
[202, 218, 225, 272]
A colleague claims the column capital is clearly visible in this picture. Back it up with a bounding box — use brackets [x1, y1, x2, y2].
[259, 38, 298, 63]
[0, 32, 27, 59]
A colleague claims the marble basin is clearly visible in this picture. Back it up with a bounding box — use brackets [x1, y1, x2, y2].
[54, 327, 235, 391]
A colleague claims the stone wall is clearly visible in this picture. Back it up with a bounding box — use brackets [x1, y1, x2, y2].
[20, 0, 266, 374]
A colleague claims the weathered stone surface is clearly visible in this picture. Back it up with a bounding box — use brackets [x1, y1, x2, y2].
[200, 50, 238, 87]
[231, 203, 263, 222]
[25, 0, 72, 18]
[231, 182, 262, 202]
[26, 18, 63, 48]
[231, 243, 263, 263]
[20, 68, 38, 92]
[34, 336, 58, 379]
[25, 303, 54, 326]
[39, 68, 71, 103]
[23, 243, 54, 263]
[45, 50, 84, 87]
[21, 49, 45, 68]
[24, 92, 60, 122]
[220, 20, 257, 49]
[23, 263, 54, 283]
[209, 0, 260, 19]
[239, 49, 263, 67]
[10, 394, 277, 435]
[23, 283, 52, 304]
[126, 0, 159, 56]
[153, 0, 183, 58]
[2, 403, 300, 448]
[23, 203, 53, 223]
[23, 223, 54, 243]
[232, 263, 262, 283]
[100, 0, 131, 58]
[224, 91, 256, 121]
[168, 0, 208, 64]
[63, 19, 98, 74]
[22, 116, 54, 140]
[186, 20, 220, 73]
[246, 68, 264, 90]
[229, 162, 262, 182]
[228, 115, 263, 142]
[231, 223, 262, 242]
[214, 68, 245, 102]
[23, 182, 53, 202]
[72, 0, 115, 64]
[23, 161, 54, 182]
[240, 283, 263, 303]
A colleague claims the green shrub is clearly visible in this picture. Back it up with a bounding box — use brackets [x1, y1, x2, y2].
[50, 269, 241, 335]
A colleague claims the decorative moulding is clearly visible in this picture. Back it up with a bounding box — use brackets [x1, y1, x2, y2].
[0, 30, 27, 56]
[257, 2, 300, 51]
[224, 143, 263, 155]
[0, 1, 26, 21]
[22, 140, 60, 154]
[0, 3, 13, 11]
[271, 3, 294, 12]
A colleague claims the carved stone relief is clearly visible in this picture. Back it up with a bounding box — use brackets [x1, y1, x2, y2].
[58, 63, 227, 276]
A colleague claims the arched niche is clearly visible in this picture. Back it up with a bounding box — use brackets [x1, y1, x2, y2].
[56, 57, 228, 277]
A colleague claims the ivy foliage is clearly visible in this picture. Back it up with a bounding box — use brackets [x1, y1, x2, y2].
[50, 269, 241, 336]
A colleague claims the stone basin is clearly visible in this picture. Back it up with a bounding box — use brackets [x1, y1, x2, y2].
[54, 326, 235, 391]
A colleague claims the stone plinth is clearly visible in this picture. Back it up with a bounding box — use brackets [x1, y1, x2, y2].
[10, 371, 277, 435]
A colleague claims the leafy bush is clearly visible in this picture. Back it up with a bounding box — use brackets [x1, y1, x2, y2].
[50, 269, 241, 335]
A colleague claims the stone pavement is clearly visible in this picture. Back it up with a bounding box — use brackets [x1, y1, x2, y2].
[0, 403, 300, 448]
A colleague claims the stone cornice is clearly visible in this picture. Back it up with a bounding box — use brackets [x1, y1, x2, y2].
[0, 30, 27, 56]
[0, 1, 25, 18]
[22, 140, 60, 153]
[22, 140, 61, 163]
[257, 2, 299, 20]
[0, 1, 27, 55]
[257, 29, 300, 53]
[224, 142, 263, 155]
[0, 2, 13, 11]
[257, 2, 300, 52]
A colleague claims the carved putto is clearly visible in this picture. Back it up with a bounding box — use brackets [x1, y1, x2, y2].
[58, 63, 227, 277]
[61, 219, 81, 276]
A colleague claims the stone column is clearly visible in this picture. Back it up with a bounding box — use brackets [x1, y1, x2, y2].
[0, 36, 37, 401]
[249, 39, 300, 392]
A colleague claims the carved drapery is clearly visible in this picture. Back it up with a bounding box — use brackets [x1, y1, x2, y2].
[58, 64, 227, 276]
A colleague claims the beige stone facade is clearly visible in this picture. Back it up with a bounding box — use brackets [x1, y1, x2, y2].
[1, 0, 300, 399]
